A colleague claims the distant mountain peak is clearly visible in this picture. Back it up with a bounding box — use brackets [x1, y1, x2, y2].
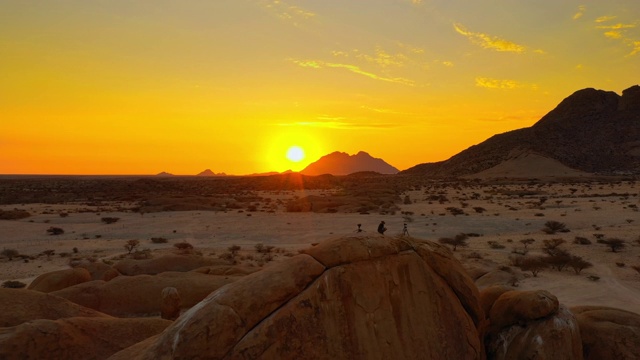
[197, 169, 226, 177]
[300, 151, 399, 176]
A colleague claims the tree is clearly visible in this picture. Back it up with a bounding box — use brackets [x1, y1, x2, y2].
[569, 256, 592, 274]
[520, 238, 535, 249]
[597, 238, 626, 252]
[438, 233, 469, 251]
[542, 221, 569, 234]
[1, 249, 19, 261]
[518, 256, 547, 277]
[124, 239, 140, 254]
[542, 239, 566, 255]
[543, 249, 572, 271]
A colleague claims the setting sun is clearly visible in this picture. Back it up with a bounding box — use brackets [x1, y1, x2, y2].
[286, 146, 305, 162]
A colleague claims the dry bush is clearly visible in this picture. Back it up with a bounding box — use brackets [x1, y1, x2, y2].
[132, 249, 152, 260]
[542, 239, 566, 254]
[228, 245, 241, 256]
[438, 233, 468, 251]
[124, 239, 140, 254]
[518, 256, 547, 277]
[150, 237, 168, 244]
[542, 220, 570, 234]
[101, 217, 120, 224]
[446, 207, 465, 216]
[42, 249, 55, 259]
[46, 226, 64, 235]
[472, 207, 486, 213]
[173, 241, 194, 250]
[520, 238, 535, 249]
[596, 238, 626, 252]
[0, 209, 31, 220]
[543, 249, 572, 271]
[573, 237, 591, 245]
[1, 248, 19, 261]
[2, 280, 26, 288]
[487, 241, 505, 250]
[569, 256, 592, 274]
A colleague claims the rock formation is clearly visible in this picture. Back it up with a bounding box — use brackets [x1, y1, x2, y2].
[301, 151, 399, 175]
[113, 254, 221, 276]
[160, 287, 181, 320]
[403, 85, 640, 177]
[27, 267, 93, 293]
[109, 236, 485, 359]
[572, 306, 640, 360]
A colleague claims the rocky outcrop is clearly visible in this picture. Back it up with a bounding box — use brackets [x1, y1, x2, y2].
[483, 289, 582, 360]
[27, 267, 92, 293]
[301, 151, 399, 175]
[113, 254, 221, 276]
[572, 306, 640, 360]
[402, 85, 640, 176]
[0, 317, 171, 360]
[110, 236, 486, 359]
[160, 287, 181, 320]
[74, 261, 120, 281]
[0, 288, 109, 327]
[52, 271, 240, 317]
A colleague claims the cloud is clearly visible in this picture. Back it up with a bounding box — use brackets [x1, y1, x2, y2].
[573, 5, 586, 20]
[453, 23, 526, 53]
[595, 15, 617, 23]
[261, 0, 316, 25]
[629, 41, 640, 56]
[291, 59, 415, 86]
[596, 23, 637, 30]
[354, 47, 409, 68]
[277, 120, 396, 130]
[475, 77, 531, 90]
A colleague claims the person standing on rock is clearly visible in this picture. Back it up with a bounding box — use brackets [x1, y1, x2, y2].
[377, 221, 387, 235]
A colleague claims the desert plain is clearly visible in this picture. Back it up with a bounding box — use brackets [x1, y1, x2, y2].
[1, 173, 640, 316]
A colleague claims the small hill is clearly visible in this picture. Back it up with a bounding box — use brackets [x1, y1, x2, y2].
[155, 172, 174, 177]
[300, 151, 399, 176]
[403, 85, 640, 178]
[196, 169, 226, 177]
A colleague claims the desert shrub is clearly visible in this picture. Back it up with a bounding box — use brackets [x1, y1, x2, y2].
[445, 207, 465, 216]
[573, 237, 591, 245]
[218, 252, 237, 264]
[569, 256, 593, 274]
[132, 249, 152, 260]
[403, 195, 412, 205]
[150, 237, 168, 244]
[465, 252, 483, 259]
[511, 247, 528, 256]
[59, 212, 69, 218]
[487, 241, 505, 249]
[542, 220, 569, 234]
[518, 256, 547, 277]
[2, 280, 26, 288]
[0, 209, 31, 220]
[466, 233, 483, 237]
[596, 238, 626, 252]
[542, 239, 566, 255]
[124, 239, 140, 254]
[1, 248, 19, 261]
[592, 233, 605, 240]
[587, 275, 600, 281]
[228, 245, 241, 256]
[543, 249, 572, 271]
[472, 207, 486, 213]
[46, 227, 64, 235]
[72, 247, 78, 253]
[101, 217, 120, 224]
[438, 233, 468, 251]
[174, 242, 194, 250]
[616, 262, 625, 268]
[255, 243, 274, 254]
[520, 238, 535, 249]
[42, 249, 55, 259]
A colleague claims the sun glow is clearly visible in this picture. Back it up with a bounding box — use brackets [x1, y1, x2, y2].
[286, 146, 305, 162]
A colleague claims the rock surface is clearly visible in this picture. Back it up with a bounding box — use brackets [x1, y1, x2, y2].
[52, 271, 240, 317]
[0, 288, 109, 327]
[110, 236, 486, 359]
[489, 289, 559, 329]
[572, 306, 640, 360]
[0, 317, 171, 360]
[27, 267, 92, 293]
[113, 254, 221, 275]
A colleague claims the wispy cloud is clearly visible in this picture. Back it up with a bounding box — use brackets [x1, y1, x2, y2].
[291, 59, 415, 86]
[360, 105, 413, 115]
[593, 17, 639, 56]
[630, 41, 640, 56]
[573, 5, 586, 20]
[453, 23, 526, 53]
[260, 0, 316, 25]
[595, 15, 617, 23]
[277, 121, 396, 129]
[475, 77, 534, 90]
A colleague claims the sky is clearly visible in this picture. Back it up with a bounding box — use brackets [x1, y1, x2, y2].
[1, 0, 639, 175]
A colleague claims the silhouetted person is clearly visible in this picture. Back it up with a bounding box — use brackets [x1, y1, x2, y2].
[356, 223, 364, 233]
[377, 221, 387, 235]
[402, 223, 409, 236]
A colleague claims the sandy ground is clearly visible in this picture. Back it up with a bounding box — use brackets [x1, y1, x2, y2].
[2, 181, 640, 314]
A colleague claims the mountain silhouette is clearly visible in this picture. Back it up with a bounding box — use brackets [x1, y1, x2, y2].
[197, 169, 226, 177]
[300, 151, 399, 176]
[402, 85, 640, 177]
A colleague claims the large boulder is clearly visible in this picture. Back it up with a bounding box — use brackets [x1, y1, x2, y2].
[27, 268, 92, 293]
[0, 288, 109, 327]
[110, 235, 486, 359]
[52, 271, 240, 317]
[0, 317, 171, 360]
[572, 306, 640, 360]
[113, 254, 221, 275]
[74, 261, 120, 281]
[484, 289, 581, 360]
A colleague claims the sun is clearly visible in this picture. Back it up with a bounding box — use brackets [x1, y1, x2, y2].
[286, 146, 306, 162]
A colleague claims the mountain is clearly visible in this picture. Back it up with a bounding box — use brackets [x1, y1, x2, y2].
[300, 151, 399, 176]
[402, 85, 640, 178]
[155, 172, 174, 177]
[197, 169, 226, 177]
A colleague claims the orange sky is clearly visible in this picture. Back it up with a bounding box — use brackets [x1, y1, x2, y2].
[1, 1, 639, 175]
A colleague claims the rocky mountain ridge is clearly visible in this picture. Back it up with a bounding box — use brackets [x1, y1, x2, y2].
[300, 151, 399, 176]
[403, 85, 640, 177]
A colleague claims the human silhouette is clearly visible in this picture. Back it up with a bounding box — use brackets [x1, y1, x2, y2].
[377, 221, 387, 235]
[402, 223, 409, 236]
